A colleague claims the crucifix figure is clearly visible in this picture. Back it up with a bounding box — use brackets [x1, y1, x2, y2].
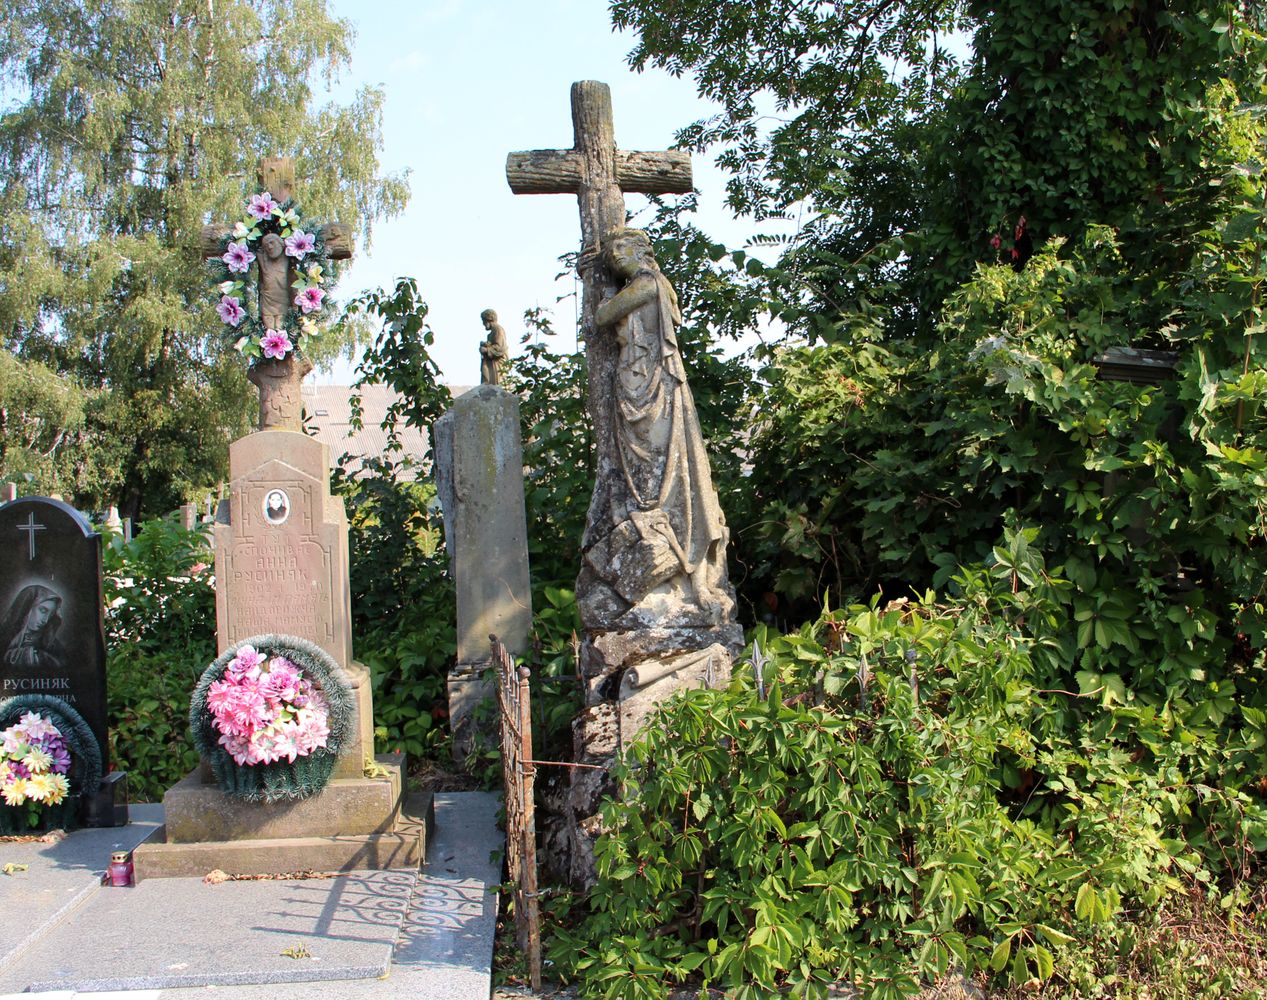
[17, 512, 44, 561]
[508, 82, 743, 888]
[506, 82, 738, 633]
[200, 157, 353, 433]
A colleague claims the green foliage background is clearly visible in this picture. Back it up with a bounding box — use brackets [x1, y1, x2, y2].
[103, 515, 216, 802]
[557, 547, 1267, 998]
[546, 0, 1267, 995]
[0, 0, 408, 519]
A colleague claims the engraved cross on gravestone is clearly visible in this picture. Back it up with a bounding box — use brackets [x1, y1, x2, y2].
[16, 512, 45, 560]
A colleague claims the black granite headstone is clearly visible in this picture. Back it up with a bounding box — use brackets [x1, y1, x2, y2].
[0, 497, 109, 763]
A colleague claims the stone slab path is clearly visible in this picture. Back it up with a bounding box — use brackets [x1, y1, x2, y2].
[0, 805, 165, 980]
[0, 791, 501, 1000]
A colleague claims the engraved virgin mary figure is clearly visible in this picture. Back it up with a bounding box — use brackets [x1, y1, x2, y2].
[0, 584, 66, 670]
[583, 228, 734, 623]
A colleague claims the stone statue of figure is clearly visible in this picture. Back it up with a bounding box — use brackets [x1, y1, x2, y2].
[587, 228, 733, 621]
[248, 231, 311, 431]
[479, 309, 508, 385]
[258, 232, 291, 330]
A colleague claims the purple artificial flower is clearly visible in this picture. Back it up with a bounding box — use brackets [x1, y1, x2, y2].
[222, 241, 255, 274]
[216, 296, 246, 327]
[247, 192, 279, 221]
[294, 287, 325, 314]
[260, 329, 293, 360]
[284, 231, 315, 259]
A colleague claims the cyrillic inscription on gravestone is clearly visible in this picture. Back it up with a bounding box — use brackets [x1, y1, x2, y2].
[0, 497, 109, 760]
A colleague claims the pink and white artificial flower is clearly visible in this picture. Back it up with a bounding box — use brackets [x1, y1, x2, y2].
[247, 192, 279, 221]
[216, 295, 246, 327]
[284, 231, 315, 259]
[18, 713, 57, 740]
[222, 242, 255, 274]
[260, 329, 293, 360]
[226, 644, 264, 681]
[294, 287, 325, 314]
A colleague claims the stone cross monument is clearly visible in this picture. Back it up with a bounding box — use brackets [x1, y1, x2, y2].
[133, 160, 422, 880]
[507, 82, 743, 883]
[199, 157, 352, 432]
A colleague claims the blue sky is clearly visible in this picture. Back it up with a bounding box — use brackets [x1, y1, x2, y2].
[320, 0, 767, 386]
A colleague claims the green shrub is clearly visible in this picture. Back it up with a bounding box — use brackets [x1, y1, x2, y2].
[102, 515, 215, 801]
[335, 278, 456, 761]
[555, 535, 1267, 999]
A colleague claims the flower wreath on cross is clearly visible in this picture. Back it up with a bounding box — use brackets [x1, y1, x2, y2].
[207, 190, 334, 363]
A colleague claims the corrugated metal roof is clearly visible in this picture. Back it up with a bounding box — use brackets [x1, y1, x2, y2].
[304, 384, 431, 477]
[302, 385, 475, 477]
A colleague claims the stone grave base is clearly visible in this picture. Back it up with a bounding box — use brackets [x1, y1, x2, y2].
[132, 754, 432, 881]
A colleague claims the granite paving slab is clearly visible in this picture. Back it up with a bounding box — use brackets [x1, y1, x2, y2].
[0, 791, 503, 1000]
[0, 804, 164, 975]
[0, 867, 412, 993]
[390, 790, 502, 999]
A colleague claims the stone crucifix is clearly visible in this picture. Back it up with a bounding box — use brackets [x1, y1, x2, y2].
[507, 82, 743, 886]
[199, 157, 353, 432]
[507, 83, 690, 464]
[507, 81, 702, 622]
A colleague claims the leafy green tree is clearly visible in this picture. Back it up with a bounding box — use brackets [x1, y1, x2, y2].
[613, 0, 1267, 608]
[614, 0, 1263, 337]
[0, 350, 96, 495]
[0, 0, 407, 518]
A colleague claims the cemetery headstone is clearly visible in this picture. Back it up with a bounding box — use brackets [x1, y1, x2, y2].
[211, 430, 372, 771]
[0, 495, 127, 826]
[0, 498, 108, 757]
[507, 82, 743, 884]
[435, 384, 533, 762]
[133, 156, 420, 880]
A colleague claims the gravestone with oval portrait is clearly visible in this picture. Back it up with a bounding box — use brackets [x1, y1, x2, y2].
[0, 497, 108, 759]
[212, 430, 372, 778]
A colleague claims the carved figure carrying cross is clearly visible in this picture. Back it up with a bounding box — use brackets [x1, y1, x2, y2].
[506, 80, 693, 540]
[200, 156, 354, 432]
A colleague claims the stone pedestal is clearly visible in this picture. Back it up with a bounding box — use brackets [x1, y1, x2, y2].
[247, 354, 313, 432]
[132, 756, 428, 881]
[434, 385, 532, 763]
[135, 431, 420, 880]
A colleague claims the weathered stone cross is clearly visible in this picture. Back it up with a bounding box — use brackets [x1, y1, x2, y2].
[199, 157, 353, 268]
[199, 156, 353, 432]
[505, 81, 692, 478]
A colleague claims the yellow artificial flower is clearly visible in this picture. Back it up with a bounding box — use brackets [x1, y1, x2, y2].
[2, 778, 28, 806]
[45, 773, 69, 805]
[24, 746, 51, 773]
[25, 773, 55, 803]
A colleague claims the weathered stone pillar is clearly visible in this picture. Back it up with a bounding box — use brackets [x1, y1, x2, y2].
[247, 354, 314, 432]
[434, 385, 533, 763]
